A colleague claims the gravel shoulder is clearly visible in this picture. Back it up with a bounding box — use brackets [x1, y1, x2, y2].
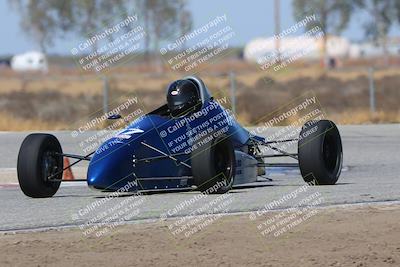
[1, 203, 400, 267]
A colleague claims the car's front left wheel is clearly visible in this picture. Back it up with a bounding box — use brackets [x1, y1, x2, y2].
[298, 120, 343, 185]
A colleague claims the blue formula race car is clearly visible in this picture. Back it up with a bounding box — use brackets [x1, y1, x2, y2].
[17, 76, 343, 198]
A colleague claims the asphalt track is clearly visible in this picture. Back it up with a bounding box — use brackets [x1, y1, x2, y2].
[0, 124, 399, 232]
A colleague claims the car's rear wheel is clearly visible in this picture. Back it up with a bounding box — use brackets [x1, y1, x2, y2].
[191, 134, 235, 194]
[17, 134, 63, 198]
[298, 120, 343, 185]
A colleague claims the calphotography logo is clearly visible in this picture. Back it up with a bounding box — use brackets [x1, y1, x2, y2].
[160, 13, 237, 72]
[160, 180, 235, 239]
[3, 1, 398, 266]
[71, 13, 146, 73]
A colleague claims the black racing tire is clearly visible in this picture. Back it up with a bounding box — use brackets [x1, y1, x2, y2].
[17, 134, 63, 198]
[191, 134, 235, 194]
[298, 120, 343, 185]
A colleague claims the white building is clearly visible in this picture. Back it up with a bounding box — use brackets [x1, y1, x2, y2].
[244, 35, 400, 62]
[349, 40, 400, 58]
[11, 51, 48, 72]
[244, 35, 351, 63]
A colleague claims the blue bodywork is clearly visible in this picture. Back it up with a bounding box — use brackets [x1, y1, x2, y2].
[87, 100, 251, 192]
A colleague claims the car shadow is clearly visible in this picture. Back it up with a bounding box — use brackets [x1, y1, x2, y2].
[55, 181, 355, 199]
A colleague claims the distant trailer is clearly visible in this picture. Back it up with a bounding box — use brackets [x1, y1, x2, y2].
[0, 58, 11, 67]
[11, 51, 48, 73]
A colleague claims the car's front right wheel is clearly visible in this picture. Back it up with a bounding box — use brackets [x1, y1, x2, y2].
[17, 134, 63, 198]
[191, 134, 235, 194]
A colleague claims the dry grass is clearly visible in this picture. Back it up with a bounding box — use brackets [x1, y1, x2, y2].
[0, 112, 67, 131]
[330, 110, 400, 124]
[0, 110, 397, 131]
[0, 65, 399, 131]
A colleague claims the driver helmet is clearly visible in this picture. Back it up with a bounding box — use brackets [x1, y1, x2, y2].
[167, 79, 200, 117]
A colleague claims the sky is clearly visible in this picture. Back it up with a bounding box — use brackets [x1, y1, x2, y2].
[1, 0, 399, 56]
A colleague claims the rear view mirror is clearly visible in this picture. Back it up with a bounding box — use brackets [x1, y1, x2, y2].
[107, 114, 122, 120]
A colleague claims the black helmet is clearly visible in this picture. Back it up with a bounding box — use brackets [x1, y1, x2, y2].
[167, 79, 200, 117]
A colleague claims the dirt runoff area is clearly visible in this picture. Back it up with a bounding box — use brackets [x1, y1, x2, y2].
[1, 204, 400, 267]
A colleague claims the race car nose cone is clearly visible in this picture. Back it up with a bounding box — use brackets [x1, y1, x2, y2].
[87, 139, 137, 191]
